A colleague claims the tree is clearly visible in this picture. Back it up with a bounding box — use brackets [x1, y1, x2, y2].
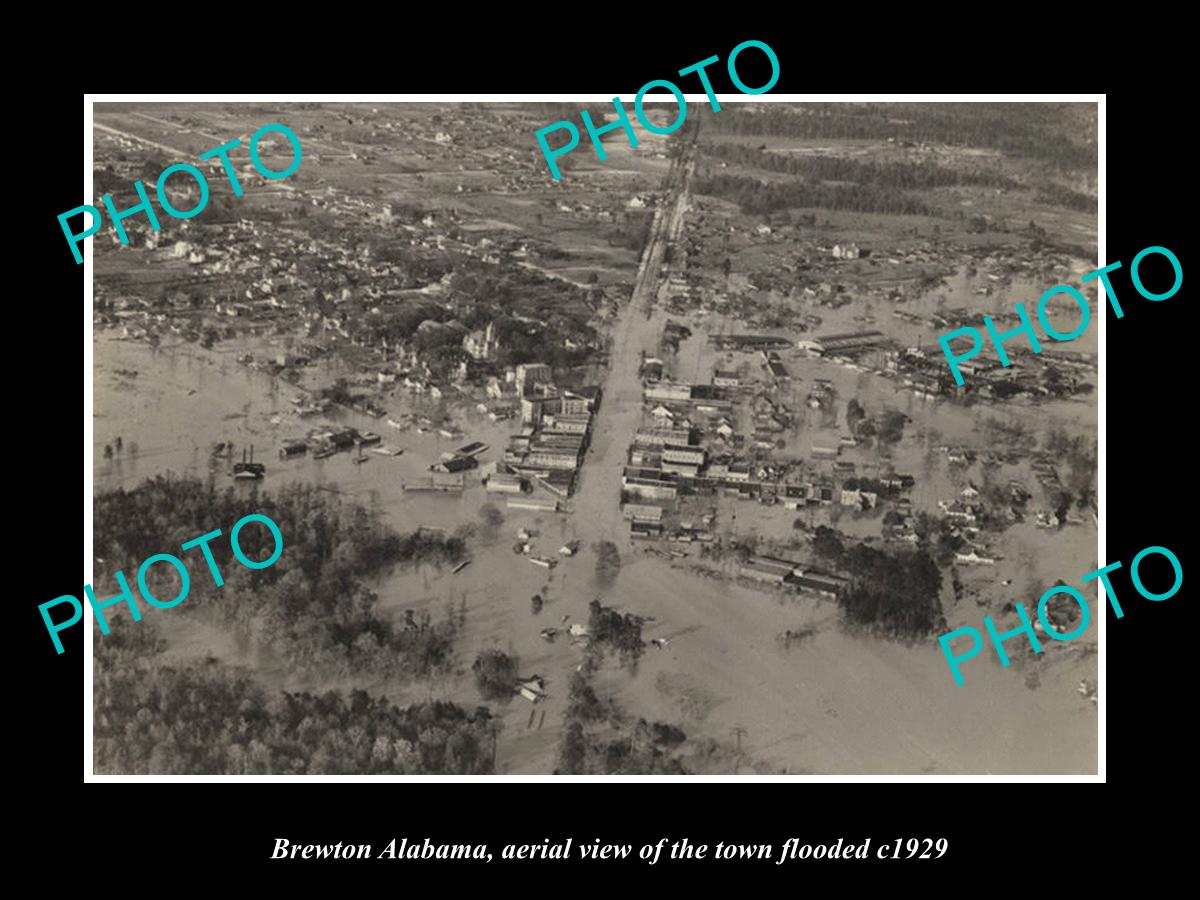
[811, 526, 845, 564]
[846, 398, 865, 431]
[530, 594, 543, 615]
[472, 648, 518, 701]
[558, 721, 587, 774]
[1054, 492, 1073, 527]
[587, 599, 644, 661]
[478, 503, 503, 534]
[593, 541, 621, 587]
[879, 411, 908, 444]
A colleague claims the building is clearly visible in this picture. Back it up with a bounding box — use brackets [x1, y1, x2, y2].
[634, 426, 692, 448]
[507, 497, 558, 512]
[739, 555, 799, 584]
[485, 472, 525, 494]
[544, 412, 591, 434]
[523, 448, 580, 471]
[840, 489, 878, 510]
[713, 369, 741, 387]
[792, 571, 845, 598]
[561, 387, 599, 415]
[662, 444, 706, 467]
[797, 331, 889, 357]
[645, 382, 692, 402]
[520, 395, 545, 426]
[709, 334, 793, 351]
[463, 321, 499, 361]
[622, 467, 679, 501]
[515, 363, 553, 395]
[432, 456, 478, 474]
[622, 503, 665, 522]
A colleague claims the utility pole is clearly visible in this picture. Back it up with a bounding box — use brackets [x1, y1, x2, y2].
[731, 726, 747, 774]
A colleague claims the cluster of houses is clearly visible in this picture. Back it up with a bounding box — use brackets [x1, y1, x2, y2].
[278, 424, 382, 461]
[619, 353, 921, 541]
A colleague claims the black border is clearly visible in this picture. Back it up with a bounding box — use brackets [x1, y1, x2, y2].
[20, 24, 1191, 887]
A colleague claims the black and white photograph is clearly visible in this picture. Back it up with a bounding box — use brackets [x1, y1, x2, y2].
[84, 97, 1101, 777]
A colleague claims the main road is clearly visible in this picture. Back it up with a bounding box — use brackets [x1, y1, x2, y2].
[569, 139, 696, 550]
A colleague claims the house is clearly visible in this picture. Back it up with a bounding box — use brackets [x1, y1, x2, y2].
[516, 676, 547, 702]
[463, 321, 499, 361]
[840, 489, 878, 510]
[713, 369, 741, 387]
[940, 500, 978, 524]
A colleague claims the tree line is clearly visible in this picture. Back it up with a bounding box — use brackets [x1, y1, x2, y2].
[700, 141, 1017, 190]
[94, 477, 467, 678]
[692, 172, 931, 217]
[94, 620, 495, 775]
[701, 103, 1096, 172]
[556, 661, 687, 775]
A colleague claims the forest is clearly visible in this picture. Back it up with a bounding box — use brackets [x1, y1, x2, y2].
[93, 621, 496, 775]
[692, 171, 931, 217]
[838, 545, 947, 639]
[556, 663, 687, 775]
[698, 103, 1096, 173]
[699, 141, 1017, 190]
[94, 477, 467, 677]
[809, 528, 946, 639]
[586, 598, 644, 662]
[334, 252, 603, 374]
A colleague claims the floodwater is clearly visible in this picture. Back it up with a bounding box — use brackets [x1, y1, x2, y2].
[94, 324, 1097, 775]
